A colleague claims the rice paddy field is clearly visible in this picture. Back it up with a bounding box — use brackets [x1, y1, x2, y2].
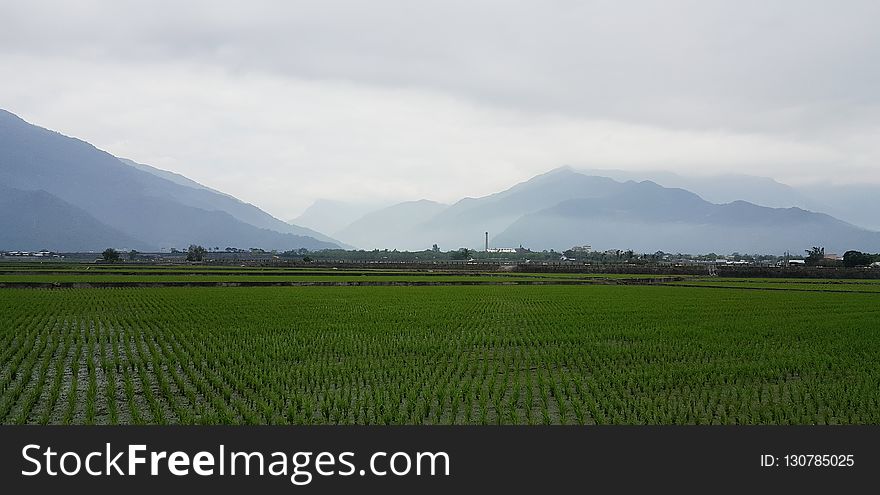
[1, 264, 879, 425]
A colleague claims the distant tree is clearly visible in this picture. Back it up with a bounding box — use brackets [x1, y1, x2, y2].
[302, 256, 313, 263]
[805, 246, 825, 266]
[450, 248, 471, 260]
[101, 248, 120, 263]
[431, 244, 440, 253]
[843, 250, 873, 267]
[186, 244, 206, 262]
[128, 249, 139, 261]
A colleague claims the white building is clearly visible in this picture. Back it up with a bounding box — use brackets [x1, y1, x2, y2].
[486, 247, 517, 253]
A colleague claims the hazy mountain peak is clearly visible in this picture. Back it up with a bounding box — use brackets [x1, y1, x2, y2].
[542, 164, 576, 175]
[0, 108, 341, 251]
[0, 108, 25, 123]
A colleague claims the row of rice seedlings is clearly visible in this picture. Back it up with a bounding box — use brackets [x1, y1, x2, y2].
[38, 319, 76, 424]
[14, 316, 63, 423]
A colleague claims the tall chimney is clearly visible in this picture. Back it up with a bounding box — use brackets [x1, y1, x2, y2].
[485, 232, 489, 251]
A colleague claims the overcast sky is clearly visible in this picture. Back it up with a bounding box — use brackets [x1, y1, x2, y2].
[2, 0, 879, 219]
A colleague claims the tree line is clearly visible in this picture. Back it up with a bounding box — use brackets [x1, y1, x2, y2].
[804, 247, 879, 267]
[98, 244, 880, 266]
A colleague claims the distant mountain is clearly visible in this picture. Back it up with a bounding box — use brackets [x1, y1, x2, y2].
[573, 167, 880, 232]
[333, 200, 448, 250]
[433, 167, 621, 220]
[419, 167, 623, 248]
[0, 109, 340, 251]
[329, 167, 880, 254]
[291, 199, 390, 238]
[575, 168, 825, 211]
[118, 157, 342, 245]
[0, 184, 147, 251]
[493, 179, 880, 254]
[322, 168, 630, 250]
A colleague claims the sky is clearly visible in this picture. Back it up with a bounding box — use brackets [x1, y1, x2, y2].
[2, 0, 879, 220]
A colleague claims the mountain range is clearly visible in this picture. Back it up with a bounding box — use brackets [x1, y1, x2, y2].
[317, 167, 880, 255]
[0, 109, 342, 252]
[3, 107, 879, 255]
[574, 168, 880, 232]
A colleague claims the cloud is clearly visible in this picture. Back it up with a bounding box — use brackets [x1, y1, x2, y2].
[1, 1, 879, 218]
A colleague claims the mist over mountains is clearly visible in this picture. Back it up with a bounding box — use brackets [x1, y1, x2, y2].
[2, 107, 879, 255]
[334, 200, 449, 250]
[290, 199, 391, 237]
[576, 168, 880, 232]
[0, 109, 341, 252]
[492, 176, 878, 254]
[317, 167, 880, 255]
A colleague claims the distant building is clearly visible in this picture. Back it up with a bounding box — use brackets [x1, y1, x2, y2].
[568, 245, 592, 253]
[824, 253, 841, 261]
[486, 247, 517, 253]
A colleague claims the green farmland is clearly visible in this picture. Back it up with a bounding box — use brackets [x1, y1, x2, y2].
[1, 274, 879, 425]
